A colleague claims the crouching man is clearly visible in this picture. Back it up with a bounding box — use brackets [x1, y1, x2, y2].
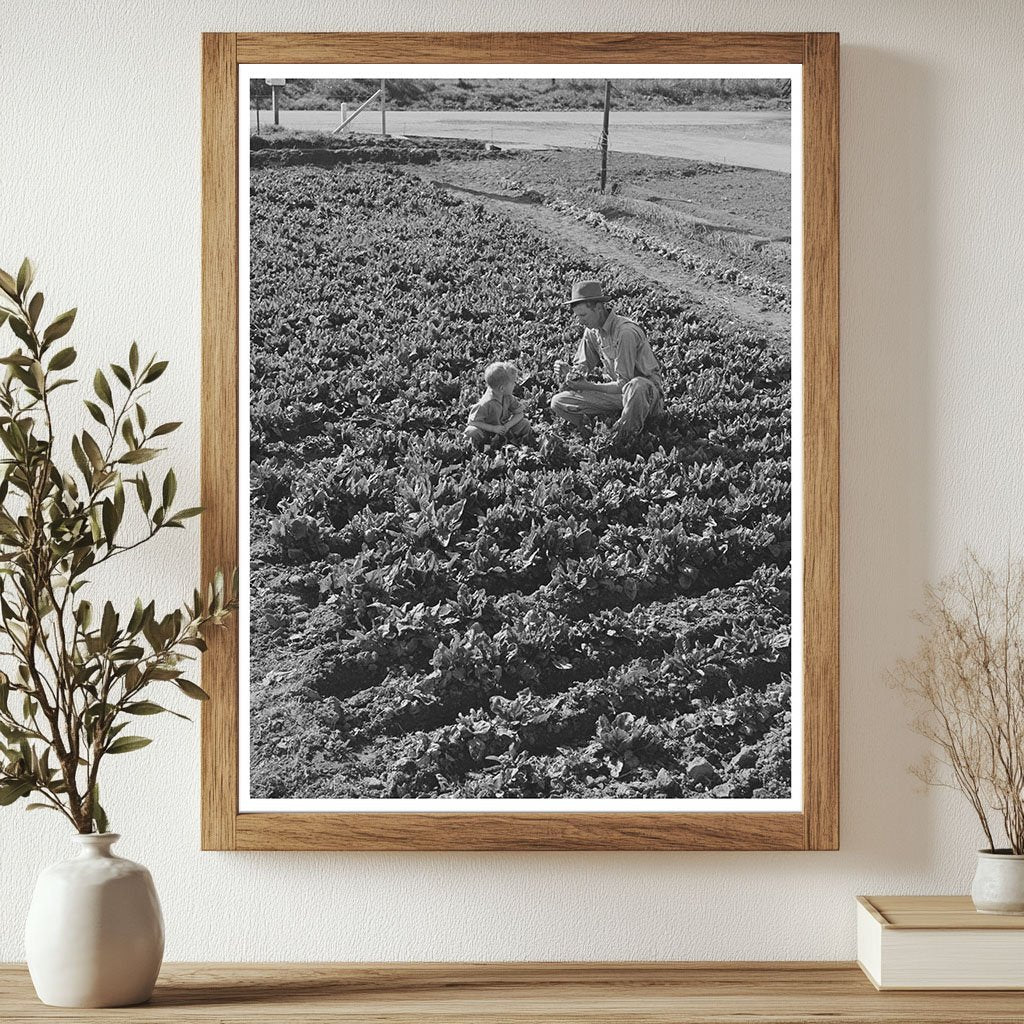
[550, 280, 663, 437]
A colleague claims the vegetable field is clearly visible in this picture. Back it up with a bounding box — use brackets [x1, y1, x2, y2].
[248, 142, 793, 801]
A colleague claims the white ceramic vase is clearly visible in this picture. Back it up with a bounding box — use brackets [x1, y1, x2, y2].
[25, 833, 164, 1007]
[971, 849, 1024, 915]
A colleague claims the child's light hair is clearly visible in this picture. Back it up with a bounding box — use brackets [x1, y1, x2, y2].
[484, 361, 517, 389]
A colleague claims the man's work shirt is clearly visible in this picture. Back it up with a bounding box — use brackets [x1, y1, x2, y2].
[571, 311, 663, 392]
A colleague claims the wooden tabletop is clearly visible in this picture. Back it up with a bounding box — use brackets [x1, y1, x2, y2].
[3, 962, 1024, 1023]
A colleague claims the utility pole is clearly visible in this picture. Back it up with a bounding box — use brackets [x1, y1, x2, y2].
[381, 79, 387, 136]
[600, 80, 611, 192]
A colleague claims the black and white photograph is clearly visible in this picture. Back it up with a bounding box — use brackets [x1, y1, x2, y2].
[241, 65, 801, 809]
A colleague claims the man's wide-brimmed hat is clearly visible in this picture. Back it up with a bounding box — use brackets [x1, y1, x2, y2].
[564, 280, 611, 306]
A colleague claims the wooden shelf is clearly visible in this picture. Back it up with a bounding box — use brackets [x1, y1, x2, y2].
[4, 962, 1024, 1022]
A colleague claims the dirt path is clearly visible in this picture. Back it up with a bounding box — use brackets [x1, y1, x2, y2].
[425, 178, 791, 340]
[252, 110, 792, 171]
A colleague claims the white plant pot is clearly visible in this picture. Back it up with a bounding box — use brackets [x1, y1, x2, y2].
[971, 849, 1024, 915]
[25, 833, 164, 1007]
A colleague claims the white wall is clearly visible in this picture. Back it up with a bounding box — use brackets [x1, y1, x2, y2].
[2, 0, 1022, 961]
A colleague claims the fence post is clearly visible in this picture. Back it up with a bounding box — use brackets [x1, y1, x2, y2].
[600, 80, 611, 192]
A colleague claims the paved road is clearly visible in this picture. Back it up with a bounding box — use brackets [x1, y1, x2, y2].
[249, 109, 792, 173]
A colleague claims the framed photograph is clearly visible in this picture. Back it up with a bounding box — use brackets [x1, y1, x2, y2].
[201, 32, 838, 850]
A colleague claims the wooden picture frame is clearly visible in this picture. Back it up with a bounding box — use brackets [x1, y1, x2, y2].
[201, 32, 838, 851]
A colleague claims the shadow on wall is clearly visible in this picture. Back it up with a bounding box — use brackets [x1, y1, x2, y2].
[838, 47, 937, 869]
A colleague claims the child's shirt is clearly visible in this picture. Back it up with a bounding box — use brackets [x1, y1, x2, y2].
[467, 388, 521, 427]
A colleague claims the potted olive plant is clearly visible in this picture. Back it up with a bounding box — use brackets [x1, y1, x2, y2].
[896, 552, 1024, 914]
[0, 261, 235, 1006]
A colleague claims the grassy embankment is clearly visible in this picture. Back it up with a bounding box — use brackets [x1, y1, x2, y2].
[250, 77, 791, 112]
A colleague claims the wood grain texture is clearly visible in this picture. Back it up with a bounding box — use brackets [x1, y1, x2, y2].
[202, 32, 841, 851]
[801, 33, 841, 852]
[200, 32, 239, 852]
[863, 896, 1024, 930]
[235, 32, 807, 64]
[234, 810, 806, 852]
[3, 962, 1023, 1023]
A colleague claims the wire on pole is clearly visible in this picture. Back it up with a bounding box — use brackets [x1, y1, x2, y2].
[332, 88, 382, 134]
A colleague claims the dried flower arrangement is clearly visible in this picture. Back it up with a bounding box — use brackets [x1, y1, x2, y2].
[896, 552, 1024, 854]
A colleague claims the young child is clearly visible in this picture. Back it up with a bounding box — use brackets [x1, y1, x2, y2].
[464, 361, 534, 448]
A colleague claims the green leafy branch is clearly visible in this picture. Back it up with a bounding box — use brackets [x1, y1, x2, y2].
[0, 259, 236, 833]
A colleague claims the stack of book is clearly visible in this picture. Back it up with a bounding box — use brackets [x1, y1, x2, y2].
[857, 895, 1024, 990]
